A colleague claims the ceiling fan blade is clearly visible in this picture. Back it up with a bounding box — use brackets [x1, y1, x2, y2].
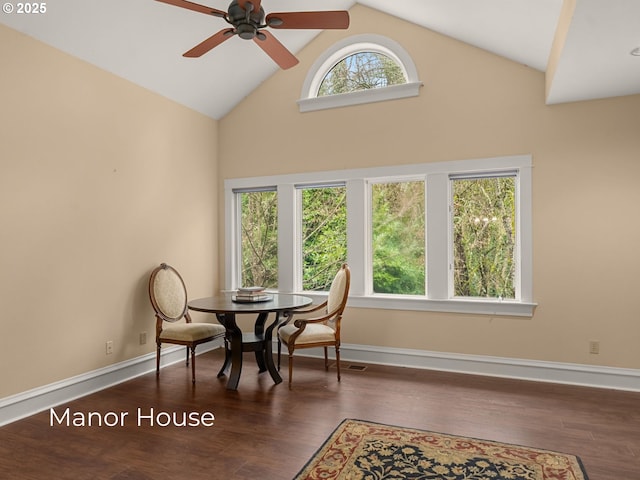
[237, 0, 261, 13]
[253, 31, 299, 70]
[266, 11, 349, 30]
[155, 0, 226, 17]
[184, 28, 235, 57]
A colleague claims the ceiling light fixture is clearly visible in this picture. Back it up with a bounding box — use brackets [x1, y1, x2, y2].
[631, 47, 640, 56]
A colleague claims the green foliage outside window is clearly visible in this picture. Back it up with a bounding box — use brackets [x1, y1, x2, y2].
[301, 187, 347, 291]
[240, 190, 278, 288]
[372, 182, 425, 295]
[452, 176, 516, 298]
[318, 52, 405, 96]
[238, 176, 516, 299]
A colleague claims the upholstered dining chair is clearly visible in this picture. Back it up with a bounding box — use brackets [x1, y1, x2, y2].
[148, 263, 226, 383]
[277, 263, 350, 388]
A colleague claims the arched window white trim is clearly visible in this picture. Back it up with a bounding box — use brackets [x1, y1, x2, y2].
[297, 34, 423, 113]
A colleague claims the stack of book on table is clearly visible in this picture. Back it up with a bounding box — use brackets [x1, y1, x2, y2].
[233, 286, 272, 303]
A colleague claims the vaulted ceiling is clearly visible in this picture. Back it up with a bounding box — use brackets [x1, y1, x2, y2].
[2, 0, 639, 119]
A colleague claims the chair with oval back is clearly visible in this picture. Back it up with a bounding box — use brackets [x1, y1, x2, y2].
[277, 263, 350, 388]
[148, 263, 226, 383]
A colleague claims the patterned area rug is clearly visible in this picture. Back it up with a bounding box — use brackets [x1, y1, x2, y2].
[294, 419, 588, 480]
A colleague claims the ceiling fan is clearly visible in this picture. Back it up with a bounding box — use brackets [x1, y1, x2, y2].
[155, 0, 350, 69]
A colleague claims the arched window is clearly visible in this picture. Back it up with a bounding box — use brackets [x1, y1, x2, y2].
[318, 51, 406, 96]
[298, 34, 422, 113]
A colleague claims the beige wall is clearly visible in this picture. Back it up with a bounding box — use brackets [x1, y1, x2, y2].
[2, 4, 638, 402]
[0, 25, 219, 398]
[219, 6, 640, 369]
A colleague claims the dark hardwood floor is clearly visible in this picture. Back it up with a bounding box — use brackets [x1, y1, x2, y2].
[1, 349, 638, 479]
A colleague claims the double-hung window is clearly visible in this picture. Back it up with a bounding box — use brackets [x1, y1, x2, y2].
[225, 155, 535, 316]
[450, 173, 517, 300]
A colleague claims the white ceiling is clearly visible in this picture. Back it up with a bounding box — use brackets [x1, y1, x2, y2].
[2, 0, 639, 119]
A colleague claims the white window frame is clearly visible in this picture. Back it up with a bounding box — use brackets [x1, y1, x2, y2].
[447, 171, 521, 301]
[224, 155, 535, 317]
[297, 34, 423, 113]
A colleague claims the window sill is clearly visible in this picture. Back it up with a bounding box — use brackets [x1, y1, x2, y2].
[298, 292, 536, 317]
[297, 82, 423, 113]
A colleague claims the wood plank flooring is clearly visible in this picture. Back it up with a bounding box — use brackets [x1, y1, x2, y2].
[1, 349, 638, 479]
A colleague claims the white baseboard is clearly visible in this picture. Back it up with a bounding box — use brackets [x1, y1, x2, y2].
[0, 340, 222, 427]
[2, 341, 638, 427]
[298, 343, 640, 392]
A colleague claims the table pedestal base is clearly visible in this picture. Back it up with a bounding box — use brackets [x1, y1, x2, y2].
[216, 312, 282, 390]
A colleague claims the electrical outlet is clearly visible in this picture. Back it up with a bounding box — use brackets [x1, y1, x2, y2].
[106, 340, 114, 355]
[139, 332, 147, 345]
[589, 341, 600, 355]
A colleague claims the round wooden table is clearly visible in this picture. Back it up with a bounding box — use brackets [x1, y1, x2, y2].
[188, 293, 312, 390]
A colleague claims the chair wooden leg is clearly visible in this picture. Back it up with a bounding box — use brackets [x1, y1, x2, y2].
[336, 345, 341, 382]
[190, 346, 196, 384]
[288, 354, 293, 389]
[185, 346, 190, 366]
[156, 343, 161, 376]
[277, 339, 282, 371]
[323, 346, 329, 370]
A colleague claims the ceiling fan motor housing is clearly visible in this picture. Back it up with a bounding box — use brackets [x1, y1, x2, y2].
[228, 0, 265, 39]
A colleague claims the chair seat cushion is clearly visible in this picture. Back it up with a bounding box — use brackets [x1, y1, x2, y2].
[160, 323, 225, 342]
[279, 323, 336, 345]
